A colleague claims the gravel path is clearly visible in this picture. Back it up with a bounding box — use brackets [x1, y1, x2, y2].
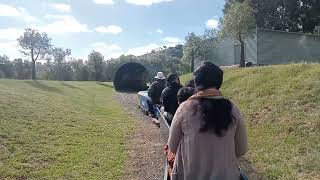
[116, 92, 164, 180]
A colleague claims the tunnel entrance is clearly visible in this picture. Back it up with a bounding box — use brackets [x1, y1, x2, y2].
[114, 62, 153, 92]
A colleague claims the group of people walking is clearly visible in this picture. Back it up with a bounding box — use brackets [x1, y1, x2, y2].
[147, 61, 248, 180]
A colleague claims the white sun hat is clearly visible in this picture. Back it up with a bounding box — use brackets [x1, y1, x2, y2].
[154, 72, 165, 80]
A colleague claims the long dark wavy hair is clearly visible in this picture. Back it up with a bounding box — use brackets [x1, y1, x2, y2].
[166, 73, 180, 87]
[193, 61, 234, 137]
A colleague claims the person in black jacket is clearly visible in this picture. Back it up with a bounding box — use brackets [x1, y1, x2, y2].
[147, 72, 166, 118]
[161, 73, 183, 122]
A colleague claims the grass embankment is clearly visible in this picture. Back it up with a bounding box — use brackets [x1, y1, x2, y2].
[181, 64, 320, 180]
[0, 80, 135, 179]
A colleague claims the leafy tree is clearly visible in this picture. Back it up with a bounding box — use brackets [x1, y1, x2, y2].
[52, 47, 71, 80]
[13, 58, 24, 79]
[221, 1, 256, 67]
[183, 30, 220, 72]
[223, 0, 245, 14]
[0, 55, 14, 78]
[23, 61, 32, 79]
[88, 51, 104, 81]
[183, 33, 202, 72]
[17, 28, 52, 80]
[226, 0, 320, 33]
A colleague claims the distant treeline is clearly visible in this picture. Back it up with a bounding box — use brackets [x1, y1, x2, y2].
[2, 0, 319, 81]
[0, 45, 188, 81]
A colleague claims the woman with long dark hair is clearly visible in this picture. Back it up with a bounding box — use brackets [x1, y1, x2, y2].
[167, 61, 248, 180]
[161, 73, 183, 122]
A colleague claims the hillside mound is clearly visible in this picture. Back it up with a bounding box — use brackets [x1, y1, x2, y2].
[181, 64, 320, 179]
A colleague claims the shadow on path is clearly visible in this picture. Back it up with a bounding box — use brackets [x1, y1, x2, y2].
[97, 82, 114, 88]
[61, 82, 84, 91]
[24, 81, 63, 94]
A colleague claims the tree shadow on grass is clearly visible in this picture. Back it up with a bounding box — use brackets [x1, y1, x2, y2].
[116, 90, 140, 94]
[60, 82, 84, 91]
[239, 157, 267, 180]
[97, 82, 114, 88]
[24, 81, 63, 94]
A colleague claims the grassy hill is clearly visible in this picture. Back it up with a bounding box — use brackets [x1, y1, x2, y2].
[0, 80, 135, 179]
[1, 64, 319, 179]
[181, 64, 320, 179]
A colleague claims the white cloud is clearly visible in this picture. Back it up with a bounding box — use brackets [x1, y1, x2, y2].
[88, 42, 123, 59]
[38, 14, 89, 34]
[0, 41, 20, 59]
[0, 28, 23, 41]
[206, 19, 219, 29]
[163, 36, 182, 44]
[50, 3, 71, 12]
[23, 15, 38, 22]
[0, 5, 37, 22]
[125, 0, 173, 6]
[18, 7, 38, 22]
[126, 42, 178, 56]
[127, 43, 160, 56]
[0, 4, 21, 16]
[93, 0, 114, 5]
[95, 25, 123, 34]
[157, 28, 163, 34]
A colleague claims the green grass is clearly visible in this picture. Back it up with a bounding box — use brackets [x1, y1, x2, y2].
[0, 80, 135, 179]
[181, 64, 320, 180]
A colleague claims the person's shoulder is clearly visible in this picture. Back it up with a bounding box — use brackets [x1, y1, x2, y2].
[229, 101, 241, 112]
[161, 87, 170, 95]
[179, 99, 198, 109]
[150, 81, 159, 87]
[228, 101, 243, 123]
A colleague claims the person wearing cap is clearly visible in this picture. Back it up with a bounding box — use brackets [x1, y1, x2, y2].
[147, 72, 166, 118]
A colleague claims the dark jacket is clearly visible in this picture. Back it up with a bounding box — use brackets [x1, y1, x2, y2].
[161, 82, 183, 116]
[148, 80, 165, 104]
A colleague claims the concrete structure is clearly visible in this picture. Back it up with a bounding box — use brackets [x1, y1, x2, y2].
[216, 29, 320, 66]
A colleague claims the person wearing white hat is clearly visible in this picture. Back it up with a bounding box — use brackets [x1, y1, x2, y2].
[154, 72, 166, 80]
[147, 72, 166, 118]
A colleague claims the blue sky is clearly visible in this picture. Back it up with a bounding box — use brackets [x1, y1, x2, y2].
[0, 0, 225, 60]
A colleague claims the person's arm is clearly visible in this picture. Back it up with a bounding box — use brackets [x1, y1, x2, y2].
[161, 89, 170, 112]
[233, 104, 248, 157]
[167, 105, 184, 154]
[148, 83, 155, 101]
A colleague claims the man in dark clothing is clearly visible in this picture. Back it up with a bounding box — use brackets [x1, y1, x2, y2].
[147, 72, 166, 118]
[161, 73, 183, 122]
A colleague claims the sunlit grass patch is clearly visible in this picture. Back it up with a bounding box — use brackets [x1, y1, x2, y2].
[181, 64, 320, 180]
[0, 80, 135, 179]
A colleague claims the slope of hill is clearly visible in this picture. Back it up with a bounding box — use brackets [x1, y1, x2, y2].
[181, 64, 320, 179]
[0, 80, 135, 179]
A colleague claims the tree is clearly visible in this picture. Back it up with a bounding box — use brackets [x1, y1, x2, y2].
[226, 0, 320, 33]
[223, 0, 245, 14]
[17, 28, 52, 80]
[183, 30, 220, 72]
[88, 51, 104, 81]
[13, 58, 24, 79]
[0, 55, 14, 78]
[221, 1, 256, 67]
[183, 33, 202, 72]
[52, 47, 71, 81]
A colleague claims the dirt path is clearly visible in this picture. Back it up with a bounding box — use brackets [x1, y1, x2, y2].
[116, 92, 264, 180]
[116, 92, 164, 180]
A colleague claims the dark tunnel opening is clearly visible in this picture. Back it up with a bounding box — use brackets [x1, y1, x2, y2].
[114, 62, 151, 92]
